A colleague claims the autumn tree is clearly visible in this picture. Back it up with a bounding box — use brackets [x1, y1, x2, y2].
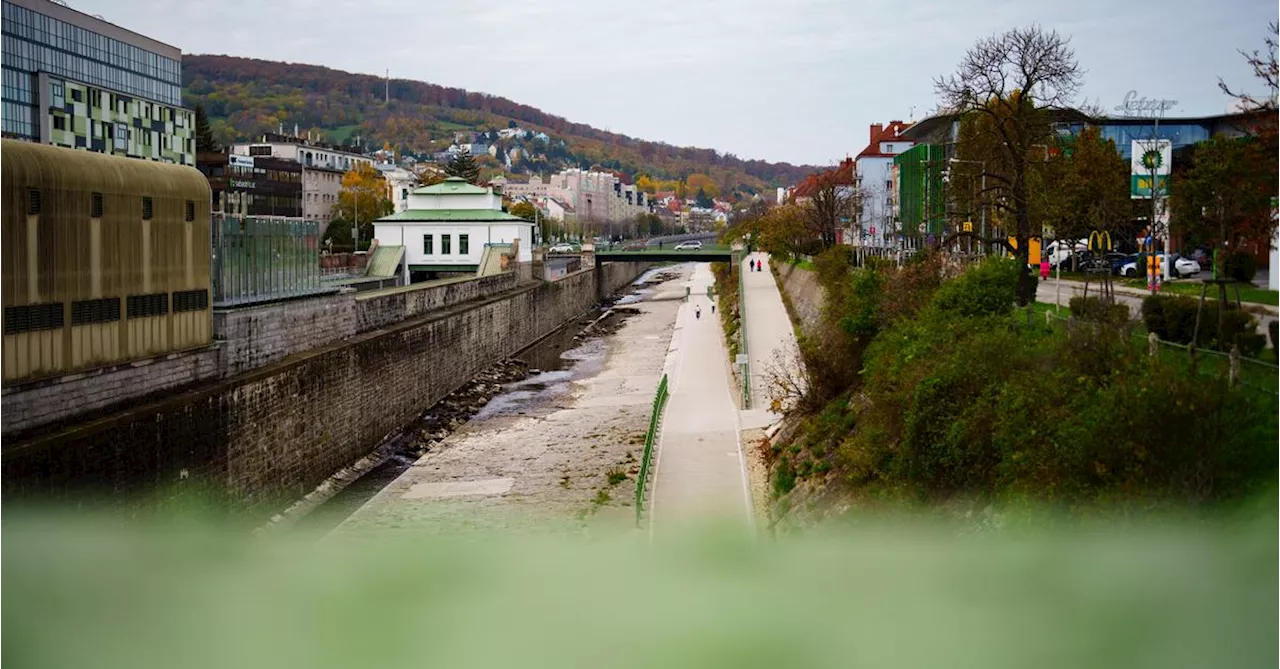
[635, 212, 664, 237]
[756, 204, 808, 258]
[331, 163, 393, 250]
[194, 104, 221, 154]
[685, 173, 719, 198]
[1037, 126, 1132, 244]
[1170, 135, 1273, 271]
[936, 25, 1083, 305]
[509, 201, 537, 220]
[803, 174, 856, 251]
[444, 149, 481, 184]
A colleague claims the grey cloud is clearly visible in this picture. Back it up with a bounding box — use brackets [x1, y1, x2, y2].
[69, 0, 1278, 165]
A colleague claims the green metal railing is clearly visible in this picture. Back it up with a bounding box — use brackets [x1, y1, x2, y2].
[739, 260, 751, 409]
[634, 374, 670, 527]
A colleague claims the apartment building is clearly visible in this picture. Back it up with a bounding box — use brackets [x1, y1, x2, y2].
[1, 0, 193, 164]
[231, 133, 374, 225]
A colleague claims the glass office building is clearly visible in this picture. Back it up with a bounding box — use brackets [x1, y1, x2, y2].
[1, 0, 192, 164]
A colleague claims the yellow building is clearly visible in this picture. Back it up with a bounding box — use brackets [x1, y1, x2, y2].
[2, 140, 212, 384]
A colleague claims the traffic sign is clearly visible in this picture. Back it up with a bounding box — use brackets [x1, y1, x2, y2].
[962, 221, 973, 232]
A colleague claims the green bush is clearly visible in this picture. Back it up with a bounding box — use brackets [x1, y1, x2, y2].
[1225, 252, 1259, 283]
[929, 257, 1019, 318]
[837, 302, 1278, 505]
[1141, 295, 1265, 356]
[1068, 296, 1130, 325]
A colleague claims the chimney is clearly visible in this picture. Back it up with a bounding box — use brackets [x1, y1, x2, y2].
[870, 123, 883, 143]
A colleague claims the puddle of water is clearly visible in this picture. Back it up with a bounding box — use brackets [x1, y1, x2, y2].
[475, 336, 606, 420]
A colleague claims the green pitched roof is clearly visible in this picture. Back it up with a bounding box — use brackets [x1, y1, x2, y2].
[374, 208, 532, 223]
[411, 176, 491, 195]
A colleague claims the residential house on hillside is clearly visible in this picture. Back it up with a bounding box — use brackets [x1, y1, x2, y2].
[376, 162, 420, 213]
[373, 176, 534, 283]
[855, 121, 913, 247]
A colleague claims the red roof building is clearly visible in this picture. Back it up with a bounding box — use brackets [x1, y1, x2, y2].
[793, 157, 856, 199]
[855, 120, 914, 159]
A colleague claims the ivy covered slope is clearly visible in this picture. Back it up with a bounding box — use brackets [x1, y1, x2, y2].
[183, 55, 818, 193]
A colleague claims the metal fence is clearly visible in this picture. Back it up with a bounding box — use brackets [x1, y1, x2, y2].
[1039, 308, 1279, 396]
[212, 214, 330, 307]
[635, 374, 671, 527]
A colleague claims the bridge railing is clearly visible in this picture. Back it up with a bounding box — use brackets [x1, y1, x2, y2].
[634, 373, 670, 527]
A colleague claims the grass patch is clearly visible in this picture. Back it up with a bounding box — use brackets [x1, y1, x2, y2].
[593, 489, 611, 505]
[606, 467, 628, 486]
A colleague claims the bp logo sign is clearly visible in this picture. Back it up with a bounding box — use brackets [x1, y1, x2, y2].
[1140, 148, 1163, 171]
[1130, 140, 1172, 198]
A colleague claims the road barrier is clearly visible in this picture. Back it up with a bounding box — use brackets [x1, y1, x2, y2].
[634, 374, 670, 527]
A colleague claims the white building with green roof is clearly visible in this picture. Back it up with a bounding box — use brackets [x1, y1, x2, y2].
[373, 176, 535, 276]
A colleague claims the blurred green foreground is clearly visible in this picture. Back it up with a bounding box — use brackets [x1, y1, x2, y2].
[3, 493, 1276, 669]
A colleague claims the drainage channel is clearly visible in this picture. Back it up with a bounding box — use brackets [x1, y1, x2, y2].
[285, 306, 635, 538]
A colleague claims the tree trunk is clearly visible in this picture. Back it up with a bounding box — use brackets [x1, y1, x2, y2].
[1014, 231, 1035, 306]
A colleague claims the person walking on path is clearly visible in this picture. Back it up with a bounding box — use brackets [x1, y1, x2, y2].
[1040, 256, 1050, 282]
[695, 304, 702, 320]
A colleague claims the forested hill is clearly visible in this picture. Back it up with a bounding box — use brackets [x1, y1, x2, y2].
[183, 54, 818, 193]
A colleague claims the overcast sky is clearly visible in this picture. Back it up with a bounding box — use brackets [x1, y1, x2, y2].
[70, 0, 1277, 166]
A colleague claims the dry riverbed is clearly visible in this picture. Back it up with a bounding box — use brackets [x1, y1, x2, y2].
[329, 267, 690, 537]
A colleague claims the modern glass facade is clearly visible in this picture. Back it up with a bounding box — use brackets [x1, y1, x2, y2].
[1, 0, 191, 164]
[1055, 120, 1213, 160]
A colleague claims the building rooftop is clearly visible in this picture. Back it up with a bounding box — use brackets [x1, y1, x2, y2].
[375, 208, 531, 223]
[411, 176, 491, 195]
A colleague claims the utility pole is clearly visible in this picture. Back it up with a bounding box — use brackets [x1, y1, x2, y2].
[385, 69, 389, 105]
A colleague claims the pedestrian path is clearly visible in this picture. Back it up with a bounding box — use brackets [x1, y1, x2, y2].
[648, 264, 753, 534]
[740, 252, 801, 428]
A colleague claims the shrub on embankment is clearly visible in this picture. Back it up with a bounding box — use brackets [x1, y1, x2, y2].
[710, 262, 740, 360]
[767, 250, 1278, 515]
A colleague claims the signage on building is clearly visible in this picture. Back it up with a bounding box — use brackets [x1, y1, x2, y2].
[1130, 140, 1171, 198]
[230, 155, 255, 168]
[229, 179, 255, 190]
[962, 221, 973, 232]
[1114, 91, 1178, 118]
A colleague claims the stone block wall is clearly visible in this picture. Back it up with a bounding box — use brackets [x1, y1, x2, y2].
[354, 273, 517, 332]
[2, 263, 648, 513]
[214, 292, 359, 377]
[0, 348, 221, 439]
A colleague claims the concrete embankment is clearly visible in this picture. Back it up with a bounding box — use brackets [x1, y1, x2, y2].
[331, 267, 689, 536]
[2, 263, 649, 515]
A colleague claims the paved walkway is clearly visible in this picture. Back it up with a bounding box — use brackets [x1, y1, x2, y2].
[648, 264, 752, 533]
[1035, 277, 1277, 336]
[741, 252, 801, 428]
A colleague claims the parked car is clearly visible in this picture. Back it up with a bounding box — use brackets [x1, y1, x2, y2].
[1106, 253, 1134, 276]
[548, 243, 577, 254]
[673, 241, 703, 251]
[1120, 254, 1201, 279]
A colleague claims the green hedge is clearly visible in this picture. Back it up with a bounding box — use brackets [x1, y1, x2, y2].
[1140, 295, 1266, 357]
[1225, 252, 1259, 283]
[1068, 296, 1130, 325]
[1270, 321, 1279, 363]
